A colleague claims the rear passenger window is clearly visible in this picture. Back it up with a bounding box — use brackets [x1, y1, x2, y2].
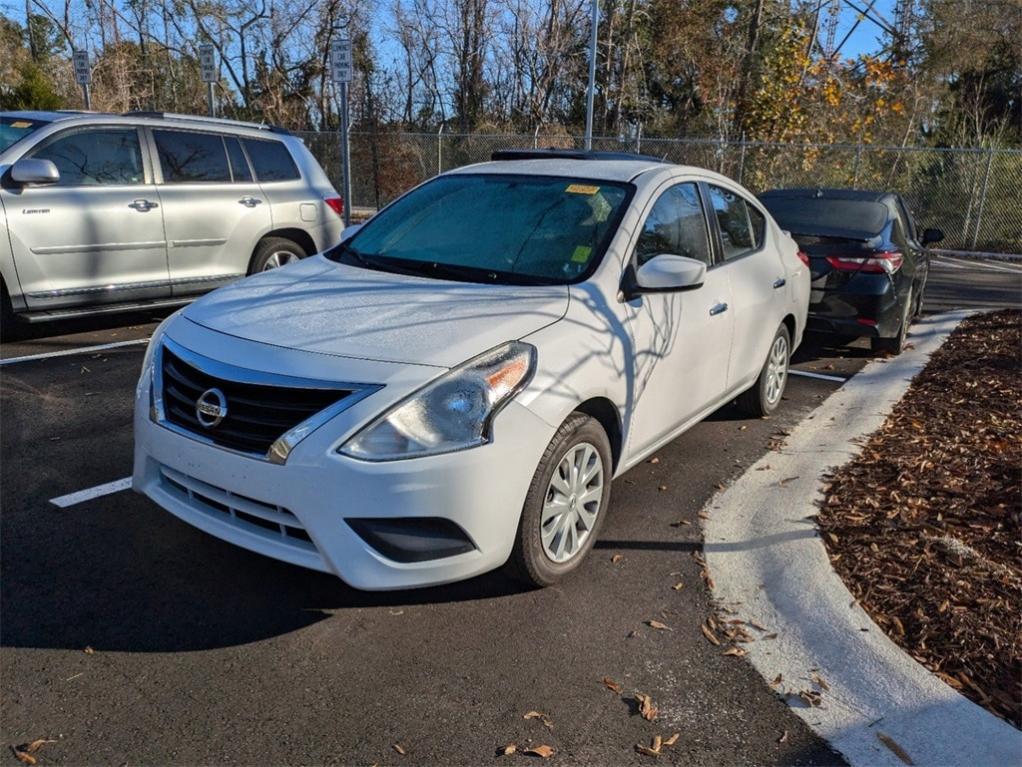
[708, 185, 760, 260]
[225, 137, 252, 182]
[243, 138, 300, 181]
[634, 183, 712, 267]
[31, 128, 143, 186]
[154, 130, 230, 183]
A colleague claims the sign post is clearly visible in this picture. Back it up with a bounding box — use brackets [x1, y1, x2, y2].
[72, 49, 91, 110]
[330, 38, 353, 227]
[198, 43, 217, 117]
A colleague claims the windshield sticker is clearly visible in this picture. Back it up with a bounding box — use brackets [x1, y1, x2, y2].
[9, 121, 33, 129]
[570, 245, 593, 263]
[566, 183, 600, 195]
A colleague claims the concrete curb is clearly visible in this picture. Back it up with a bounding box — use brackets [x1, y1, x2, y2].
[703, 311, 1022, 767]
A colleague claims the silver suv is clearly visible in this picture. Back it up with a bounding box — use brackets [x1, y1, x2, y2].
[0, 111, 345, 325]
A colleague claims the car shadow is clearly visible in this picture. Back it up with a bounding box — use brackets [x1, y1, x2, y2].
[3, 306, 178, 344]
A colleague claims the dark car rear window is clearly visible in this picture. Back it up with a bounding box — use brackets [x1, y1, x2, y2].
[760, 197, 888, 239]
[242, 138, 300, 182]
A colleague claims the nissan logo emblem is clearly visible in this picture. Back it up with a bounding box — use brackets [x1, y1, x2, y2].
[195, 387, 228, 428]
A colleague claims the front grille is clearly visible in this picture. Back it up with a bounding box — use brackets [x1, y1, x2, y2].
[161, 346, 351, 456]
[159, 466, 315, 550]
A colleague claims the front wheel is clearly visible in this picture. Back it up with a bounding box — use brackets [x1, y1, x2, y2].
[737, 324, 791, 417]
[507, 413, 612, 588]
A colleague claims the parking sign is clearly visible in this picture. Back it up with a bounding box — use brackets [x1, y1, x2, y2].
[72, 50, 90, 85]
[330, 39, 352, 84]
[198, 43, 217, 83]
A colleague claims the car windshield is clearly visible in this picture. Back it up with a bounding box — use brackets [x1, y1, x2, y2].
[328, 173, 633, 285]
[761, 197, 888, 240]
[0, 115, 52, 152]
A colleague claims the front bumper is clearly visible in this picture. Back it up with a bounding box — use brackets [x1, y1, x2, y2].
[134, 396, 554, 590]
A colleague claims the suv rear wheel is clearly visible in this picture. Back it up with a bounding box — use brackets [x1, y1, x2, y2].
[249, 237, 307, 274]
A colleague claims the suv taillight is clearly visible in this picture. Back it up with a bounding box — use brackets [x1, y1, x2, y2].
[325, 197, 344, 217]
[825, 251, 903, 274]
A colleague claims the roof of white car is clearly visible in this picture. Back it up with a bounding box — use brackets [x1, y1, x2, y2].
[450, 158, 674, 183]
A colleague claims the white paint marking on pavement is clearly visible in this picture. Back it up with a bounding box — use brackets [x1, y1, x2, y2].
[0, 338, 150, 367]
[789, 368, 847, 383]
[50, 477, 132, 508]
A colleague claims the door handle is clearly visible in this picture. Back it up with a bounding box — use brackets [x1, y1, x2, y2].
[129, 199, 159, 212]
[709, 302, 729, 316]
[773, 277, 786, 289]
[238, 197, 263, 207]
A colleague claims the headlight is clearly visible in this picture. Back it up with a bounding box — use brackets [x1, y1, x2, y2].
[340, 341, 536, 461]
[137, 313, 177, 418]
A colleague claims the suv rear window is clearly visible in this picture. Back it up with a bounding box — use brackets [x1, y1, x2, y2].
[154, 130, 230, 183]
[242, 138, 300, 181]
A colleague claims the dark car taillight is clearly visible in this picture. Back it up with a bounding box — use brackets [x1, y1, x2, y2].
[797, 249, 810, 267]
[825, 250, 903, 275]
[325, 197, 345, 217]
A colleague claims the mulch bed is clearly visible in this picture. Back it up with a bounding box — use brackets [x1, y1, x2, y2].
[818, 309, 1021, 729]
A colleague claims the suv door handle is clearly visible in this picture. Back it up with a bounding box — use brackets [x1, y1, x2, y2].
[238, 197, 263, 207]
[129, 199, 159, 212]
[773, 277, 786, 289]
[709, 302, 729, 316]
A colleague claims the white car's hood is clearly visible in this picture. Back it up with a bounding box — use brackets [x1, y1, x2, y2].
[183, 255, 569, 368]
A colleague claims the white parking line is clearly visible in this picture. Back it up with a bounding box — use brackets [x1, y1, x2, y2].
[0, 338, 150, 367]
[790, 369, 847, 383]
[50, 477, 132, 508]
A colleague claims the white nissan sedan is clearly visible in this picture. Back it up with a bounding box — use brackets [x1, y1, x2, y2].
[133, 150, 809, 590]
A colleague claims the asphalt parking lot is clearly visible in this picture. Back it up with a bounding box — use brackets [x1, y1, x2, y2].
[1, 254, 1018, 765]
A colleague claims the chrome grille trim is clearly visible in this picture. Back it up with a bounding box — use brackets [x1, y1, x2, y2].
[152, 336, 381, 463]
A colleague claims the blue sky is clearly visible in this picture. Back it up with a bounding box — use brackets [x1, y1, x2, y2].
[829, 0, 898, 59]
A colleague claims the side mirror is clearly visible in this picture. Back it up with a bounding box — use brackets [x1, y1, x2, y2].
[634, 254, 706, 293]
[11, 158, 60, 186]
[340, 223, 363, 242]
[921, 227, 944, 246]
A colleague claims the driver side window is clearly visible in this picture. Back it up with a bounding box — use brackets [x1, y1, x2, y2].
[634, 182, 712, 268]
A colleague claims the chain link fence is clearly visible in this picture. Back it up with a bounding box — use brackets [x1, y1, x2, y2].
[297, 130, 1022, 254]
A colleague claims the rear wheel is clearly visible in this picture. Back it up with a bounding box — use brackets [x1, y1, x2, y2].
[249, 236, 307, 274]
[507, 413, 612, 588]
[871, 289, 912, 355]
[737, 324, 791, 417]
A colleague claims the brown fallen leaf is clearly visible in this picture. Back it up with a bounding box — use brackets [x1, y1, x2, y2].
[811, 672, 830, 692]
[876, 733, 914, 765]
[635, 745, 660, 758]
[777, 730, 789, 744]
[524, 711, 554, 729]
[499, 744, 517, 756]
[769, 673, 784, 689]
[647, 620, 672, 631]
[523, 745, 555, 759]
[701, 623, 721, 646]
[651, 735, 662, 752]
[83, 646, 95, 655]
[762, 633, 778, 640]
[669, 519, 691, 527]
[671, 582, 684, 591]
[635, 693, 658, 721]
[658, 484, 668, 492]
[602, 676, 623, 694]
[11, 747, 37, 766]
[392, 743, 406, 755]
[611, 554, 624, 564]
[722, 646, 747, 657]
[663, 733, 679, 747]
[798, 689, 822, 707]
[648, 457, 660, 464]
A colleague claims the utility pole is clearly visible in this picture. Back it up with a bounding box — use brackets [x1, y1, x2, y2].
[584, 0, 598, 151]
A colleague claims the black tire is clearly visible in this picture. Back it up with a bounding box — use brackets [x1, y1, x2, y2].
[507, 413, 613, 588]
[248, 236, 308, 274]
[871, 289, 912, 355]
[0, 280, 21, 343]
[912, 283, 925, 319]
[736, 323, 791, 417]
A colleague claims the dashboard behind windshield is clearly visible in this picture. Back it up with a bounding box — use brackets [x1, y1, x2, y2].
[328, 173, 634, 285]
[0, 116, 52, 153]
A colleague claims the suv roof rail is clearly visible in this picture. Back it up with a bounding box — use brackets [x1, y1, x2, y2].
[490, 148, 668, 163]
[121, 111, 292, 135]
